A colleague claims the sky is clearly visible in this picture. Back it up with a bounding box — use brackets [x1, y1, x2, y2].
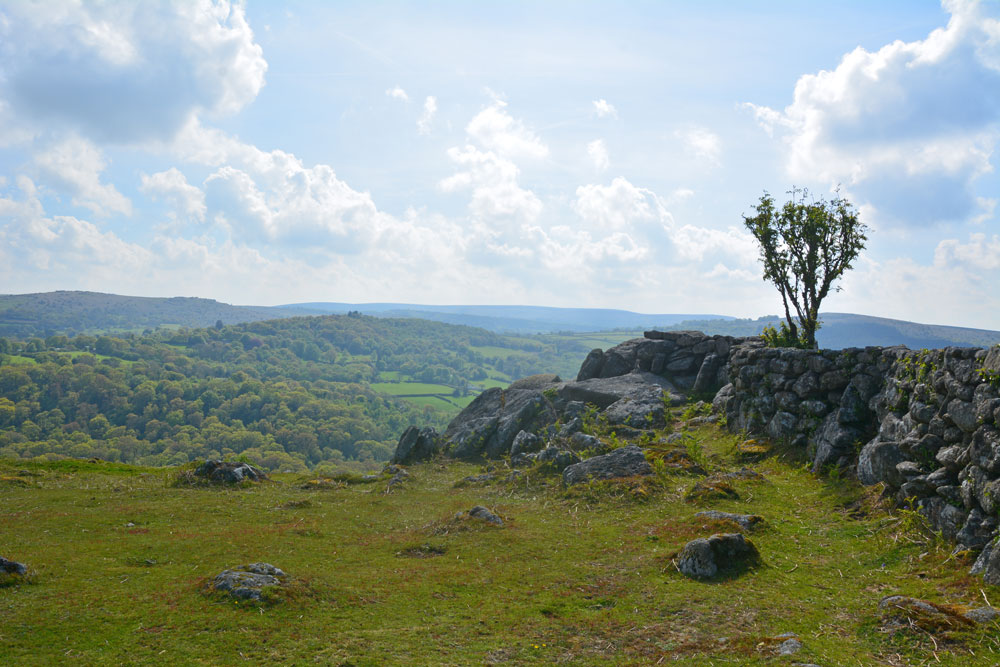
[0, 1, 998, 329]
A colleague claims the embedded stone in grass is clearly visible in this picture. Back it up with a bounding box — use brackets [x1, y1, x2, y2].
[396, 543, 447, 558]
[717, 467, 766, 482]
[877, 595, 982, 633]
[466, 505, 504, 526]
[194, 460, 267, 484]
[676, 533, 760, 580]
[774, 633, 802, 656]
[684, 479, 739, 503]
[211, 563, 287, 602]
[694, 510, 764, 532]
[1, 556, 28, 578]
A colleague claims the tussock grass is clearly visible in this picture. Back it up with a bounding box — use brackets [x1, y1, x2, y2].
[1, 425, 998, 665]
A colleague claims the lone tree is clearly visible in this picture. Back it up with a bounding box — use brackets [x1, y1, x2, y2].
[743, 188, 868, 349]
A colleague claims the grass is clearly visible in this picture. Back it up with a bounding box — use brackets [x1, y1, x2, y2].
[1, 422, 999, 665]
[370, 381, 457, 396]
[1, 354, 37, 365]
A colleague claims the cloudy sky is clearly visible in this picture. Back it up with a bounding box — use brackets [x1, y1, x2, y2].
[1, 1, 998, 329]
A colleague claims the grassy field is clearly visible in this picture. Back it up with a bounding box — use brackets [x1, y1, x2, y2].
[370, 382, 457, 396]
[1, 416, 998, 665]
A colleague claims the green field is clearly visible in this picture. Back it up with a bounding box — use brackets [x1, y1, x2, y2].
[370, 382, 457, 395]
[2, 414, 997, 665]
[0, 354, 37, 365]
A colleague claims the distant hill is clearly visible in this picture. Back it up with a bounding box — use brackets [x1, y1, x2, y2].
[282, 302, 734, 335]
[0, 291, 317, 338]
[660, 313, 1000, 349]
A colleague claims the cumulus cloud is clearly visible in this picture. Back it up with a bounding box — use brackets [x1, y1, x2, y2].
[440, 146, 542, 222]
[33, 136, 131, 216]
[746, 0, 1000, 225]
[587, 139, 610, 171]
[592, 99, 618, 119]
[386, 86, 409, 102]
[465, 99, 549, 159]
[417, 96, 437, 135]
[935, 232, 1000, 270]
[0, 0, 266, 144]
[573, 177, 669, 230]
[676, 127, 722, 166]
[140, 167, 206, 222]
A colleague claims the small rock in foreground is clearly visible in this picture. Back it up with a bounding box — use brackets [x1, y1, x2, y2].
[694, 510, 764, 532]
[212, 563, 287, 601]
[466, 506, 504, 526]
[1, 556, 28, 577]
[677, 533, 760, 580]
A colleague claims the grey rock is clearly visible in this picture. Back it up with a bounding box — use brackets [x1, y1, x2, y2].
[536, 447, 581, 471]
[445, 382, 558, 460]
[956, 509, 998, 551]
[767, 411, 798, 441]
[510, 430, 544, 457]
[895, 461, 923, 478]
[964, 607, 1000, 624]
[195, 460, 267, 484]
[777, 638, 803, 656]
[0, 557, 28, 576]
[694, 510, 764, 532]
[936, 444, 969, 471]
[212, 563, 287, 601]
[676, 533, 760, 580]
[600, 351, 633, 378]
[948, 399, 979, 433]
[576, 349, 605, 381]
[857, 440, 906, 486]
[917, 497, 966, 541]
[392, 426, 442, 464]
[467, 505, 503, 526]
[569, 432, 601, 451]
[560, 372, 682, 410]
[558, 417, 584, 437]
[562, 445, 653, 486]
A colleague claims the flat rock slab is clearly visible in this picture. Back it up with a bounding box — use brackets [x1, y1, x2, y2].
[195, 460, 267, 484]
[212, 563, 287, 601]
[677, 532, 760, 579]
[877, 595, 996, 632]
[694, 510, 764, 532]
[562, 445, 653, 486]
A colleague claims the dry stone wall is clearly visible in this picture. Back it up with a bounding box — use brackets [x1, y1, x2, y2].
[713, 335, 1000, 578]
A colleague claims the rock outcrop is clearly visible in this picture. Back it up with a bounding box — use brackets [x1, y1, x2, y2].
[211, 563, 287, 601]
[562, 445, 653, 486]
[195, 460, 267, 484]
[676, 532, 760, 579]
[392, 426, 442, 464]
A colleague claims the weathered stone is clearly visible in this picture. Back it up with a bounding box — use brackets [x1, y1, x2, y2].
[600, 351, 633, 378]
[577, 349, 605, 381]
[392, 426, 442, 464]
[896, 461, 923, 478]
[676, 533, 760, 579]
[445, 383, 558, 460]
[917, 497, 966, 541]
[969, 426, 1000, 474]
[936, 444, 969, 471]
[569, 432, 601, 450]
[972, 538, 1000, 585]
[0, 557, 28, 576]
[195, 460, 267, 484]
[767, 411, 797, 441]
[947, 399, 978, 433]
[562, 445, 652, 486]
[536, 447, 581, 471]
[694, 510, 764, 532]
[466, 505, 504, 526]
[956, 509, 998, 551]
[792, 372, 819, 399]
[510, 430, 544, 457]
[557, 417, 583, 437]
[857, 440, 906, 487]
[878, 595, 976, 631]
[212, 563, 287, 601]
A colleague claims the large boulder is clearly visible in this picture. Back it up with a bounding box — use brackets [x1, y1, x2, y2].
[857, 440, 907, 486]
[562, 445, 653, 486]
[392, 426, 442, 464]
[676, 533, 760, 579]
[444, 377, 560, 460]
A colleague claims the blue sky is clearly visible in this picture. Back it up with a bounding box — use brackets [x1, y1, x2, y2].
[1, 0, 998, 329]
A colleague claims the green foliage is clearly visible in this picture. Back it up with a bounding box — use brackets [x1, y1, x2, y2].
[743, 188, 868, 348]
[761, 321, 810, 349]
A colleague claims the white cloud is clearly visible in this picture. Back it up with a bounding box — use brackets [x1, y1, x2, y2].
[465, 100, 549, 159]
[386, 86, 409, 102]
[586, 139, 610, 171]
[747, 0, 1000, 225]
[592, 99, 618, 119]
[0, 0, 266, 144]
[573, 177, 669, 230]
[140, 167, 206, 222]
[934, 232, 1000, 270]
[417, 96, 437, 135]
[676, 127, 722, 166]
[33, 136, 131, 216]
[440, 146, 542, 222]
